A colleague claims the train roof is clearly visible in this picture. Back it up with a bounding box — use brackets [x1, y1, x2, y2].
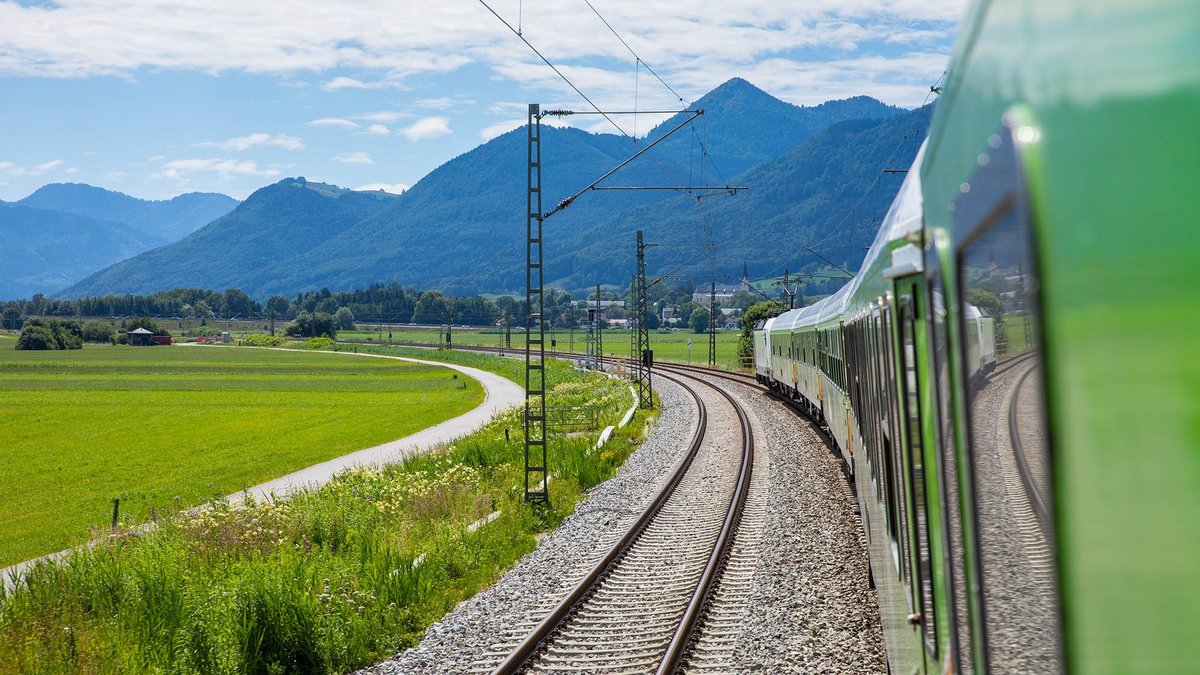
[771, 140, 927, 332]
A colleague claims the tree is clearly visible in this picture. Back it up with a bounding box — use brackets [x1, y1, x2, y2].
[730, 289, 759, 312]
[266, 295, 291, 320]
[411, 291, 451, 325]
[284, 311, 337, 339]
[689, 307, 710, 334]
[192, 300, 215, 319]
[2, 305, 21, 330]
[81, 320, 117, 343]
[16, 318, 82, 350]
[126, 317, 170, 336]
[737, 300, 787, 360]
[16, 324, 57, 350]
[334, 306, 356, 330]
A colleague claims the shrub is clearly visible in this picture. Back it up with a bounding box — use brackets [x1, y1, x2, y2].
[243, 335, 286, 348]
[15, 324, 57, 350]
[81, 320, 117, 343]
[284, 312, 337, 339]
[298, 337, 336, 350]
[16, 318, 83, 350]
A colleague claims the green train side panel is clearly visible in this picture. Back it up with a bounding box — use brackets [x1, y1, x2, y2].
[923, 0, 1200, 671]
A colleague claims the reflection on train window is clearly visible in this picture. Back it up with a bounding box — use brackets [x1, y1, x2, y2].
[898, 294, 937, 655]
[929, 275, 973, 674]
[959, 203, 1061, 673]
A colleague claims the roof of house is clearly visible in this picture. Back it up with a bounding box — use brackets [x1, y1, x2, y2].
[128, 327, 153, 334]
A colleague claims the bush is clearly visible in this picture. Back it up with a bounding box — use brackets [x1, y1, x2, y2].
[284, 311, 337, 339]
[81, 320, 117, 343]
[16, 318, 83, 350]
[689, 307, 710, 334]
[298, 337, 336, 350]
[243, 335, 286, 347]
[15, 325, 57, 350]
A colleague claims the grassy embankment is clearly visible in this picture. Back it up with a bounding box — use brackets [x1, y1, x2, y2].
[0, 341, 646, 673]
[0, 345, 483, 567]
[340, 325, 745, 369]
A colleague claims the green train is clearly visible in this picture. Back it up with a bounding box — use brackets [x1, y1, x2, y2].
[752, 1, 1200, 672]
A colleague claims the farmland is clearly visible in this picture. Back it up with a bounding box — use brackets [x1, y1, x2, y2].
[340, 324, 746, 369]
[0, 344, 482, 567]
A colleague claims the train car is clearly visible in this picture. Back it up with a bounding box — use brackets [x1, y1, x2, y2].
[752, 1, 1200, 672]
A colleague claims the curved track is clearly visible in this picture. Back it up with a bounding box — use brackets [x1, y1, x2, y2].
[487, 368, 754, 675]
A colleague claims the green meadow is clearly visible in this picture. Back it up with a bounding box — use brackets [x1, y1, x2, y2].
[0, 345, 482, 567]
[340, 325, 747, 369]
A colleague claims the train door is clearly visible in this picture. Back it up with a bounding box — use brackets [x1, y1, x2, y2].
[892, 273, 945, 675]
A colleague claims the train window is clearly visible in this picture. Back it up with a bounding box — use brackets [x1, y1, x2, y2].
[929, 272, 973, 674]
[899, 293, 937, 655]
[882, 305, 909, 582]
[954, 122, 1060, 673]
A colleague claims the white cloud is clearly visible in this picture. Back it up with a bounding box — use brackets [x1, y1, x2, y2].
[307, 117, 359, 129]
[359, 123, 391, 137]
[416, 97, 471, 109]
[0, 159, 66, 179]
[354, 111, 409, 123]
[196, 132, 304, 152]
[333, 151, 374, 165]
[154, 158, 282, 182]
[401, 116, 451, 142]
[355, 182, 409, 194]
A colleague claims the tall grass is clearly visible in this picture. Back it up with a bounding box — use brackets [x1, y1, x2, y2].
[0, 355, 646, 674]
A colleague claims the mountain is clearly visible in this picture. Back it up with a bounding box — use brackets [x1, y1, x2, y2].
[0, 202, 152, 299]
[63, 179, 398, 297]
[60, 79, 908, 299]
[548, 105, 934, 295]
[18, 183, 237, 243]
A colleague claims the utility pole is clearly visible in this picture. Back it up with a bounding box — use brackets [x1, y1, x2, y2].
[634, 230, 653, 408]
[596, 283, 603, 371]
[708, 281, 718, 367]
[445, 307, 453, 349]
[524, 103, 549, 505]
[773, 268, 803, 310]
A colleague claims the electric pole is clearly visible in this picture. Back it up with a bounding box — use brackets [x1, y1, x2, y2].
[773, 268, 803, 310]
[634, 230, 653, 408]
[596, 283, 603, 371]
[524, 104, 549, 505]
[708, 280, 718, 367]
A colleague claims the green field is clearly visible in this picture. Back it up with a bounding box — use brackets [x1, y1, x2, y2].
[340, 325, 747, 369]
[0, 345, 483, 567]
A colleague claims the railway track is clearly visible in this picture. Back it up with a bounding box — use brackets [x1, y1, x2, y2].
[478, 368, 755, 674]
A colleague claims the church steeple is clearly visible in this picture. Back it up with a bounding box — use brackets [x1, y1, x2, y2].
[741, 260, 750, 289]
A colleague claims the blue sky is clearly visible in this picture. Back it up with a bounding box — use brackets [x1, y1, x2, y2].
[0, 0, 962, 202]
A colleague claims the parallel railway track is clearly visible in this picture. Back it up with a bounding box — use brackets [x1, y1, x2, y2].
[480, 368, 755, 674]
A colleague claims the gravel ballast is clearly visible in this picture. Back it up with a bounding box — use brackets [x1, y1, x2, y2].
[361, 372, 886, 674]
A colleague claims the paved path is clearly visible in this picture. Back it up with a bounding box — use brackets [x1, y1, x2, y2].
[2, 347, 524, 587]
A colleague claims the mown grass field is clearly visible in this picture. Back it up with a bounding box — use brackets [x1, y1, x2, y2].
[0, 344, 482, 567]
[341, 325, 746, 369]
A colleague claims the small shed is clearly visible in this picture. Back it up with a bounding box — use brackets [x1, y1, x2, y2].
[128, 327, 154, 346]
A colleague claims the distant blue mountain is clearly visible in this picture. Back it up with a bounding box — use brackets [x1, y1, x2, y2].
[18, 183, 237, 243]
[0, 184, 238, 299]
[0, 202, 152, 300]
[60, 78, 911, 299]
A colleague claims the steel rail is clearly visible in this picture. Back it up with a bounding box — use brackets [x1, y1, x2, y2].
[490, 370, 707, 674]
[1008, 362, 1053, 537]
[491, 368, 754, 674]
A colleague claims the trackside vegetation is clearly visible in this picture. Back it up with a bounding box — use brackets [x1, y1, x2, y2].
[0, 345, 645, 674]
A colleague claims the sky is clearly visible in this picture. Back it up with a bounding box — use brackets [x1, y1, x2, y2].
[0, 0, 964, 202]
